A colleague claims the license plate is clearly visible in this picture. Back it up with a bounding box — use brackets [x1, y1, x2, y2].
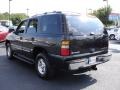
[89, 56, 96, 64]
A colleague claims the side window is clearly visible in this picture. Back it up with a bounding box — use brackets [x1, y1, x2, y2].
[26, 19, 38, 34]
[39, 15, 62, 34]
[16, 20, 27, 34]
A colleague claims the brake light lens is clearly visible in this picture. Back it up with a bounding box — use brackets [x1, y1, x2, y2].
[60, 40, 71, 56]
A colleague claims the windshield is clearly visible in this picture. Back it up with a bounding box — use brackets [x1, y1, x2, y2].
[66, 15, 104, 35]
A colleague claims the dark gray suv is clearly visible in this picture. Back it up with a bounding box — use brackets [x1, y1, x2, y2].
[5, 12, 111, 79]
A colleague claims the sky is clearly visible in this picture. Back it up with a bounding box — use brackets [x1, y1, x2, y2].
[0, 0, 120, 16]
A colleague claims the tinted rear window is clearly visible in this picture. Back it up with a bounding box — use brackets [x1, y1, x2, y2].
[66, 15, 104, 35]
[39, 14, 62, 34]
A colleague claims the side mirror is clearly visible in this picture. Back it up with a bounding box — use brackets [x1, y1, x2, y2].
[9, 28, 15, 33]
[17, 29, 24, 33]
[14, 29, 24, 35]
[90, 32, 95, 36]
[69, 31, 73, 36]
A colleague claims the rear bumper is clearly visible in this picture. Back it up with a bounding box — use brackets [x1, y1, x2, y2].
[49, 53, 112, 72]
[68, 53, 112, 71]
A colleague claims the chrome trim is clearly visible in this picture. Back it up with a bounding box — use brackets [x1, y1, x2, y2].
[11, 44, 22, 50]
[22, 47, 33, 53]
[11, 44, 33, 52]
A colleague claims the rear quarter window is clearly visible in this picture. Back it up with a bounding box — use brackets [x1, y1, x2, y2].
[38, 14, 63, 34]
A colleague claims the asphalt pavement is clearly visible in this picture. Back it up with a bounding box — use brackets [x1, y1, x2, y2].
[0, 41, 120, 90]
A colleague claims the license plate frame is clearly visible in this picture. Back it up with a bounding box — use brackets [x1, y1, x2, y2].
[69, 57, 97, 70]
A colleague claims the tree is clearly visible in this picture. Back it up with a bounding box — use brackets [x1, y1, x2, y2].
[92, 6, 113, 26]
[0, 12, 28, 26]
[11, 13, 28, 26]
[0, 12, 9, 20]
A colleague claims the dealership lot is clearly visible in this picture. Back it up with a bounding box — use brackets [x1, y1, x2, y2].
[0, 41, 120, 90]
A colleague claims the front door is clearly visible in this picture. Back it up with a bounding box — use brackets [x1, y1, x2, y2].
[11, 20, 28, 56]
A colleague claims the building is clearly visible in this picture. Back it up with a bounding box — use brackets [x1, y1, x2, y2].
[109, 13, 120, 26]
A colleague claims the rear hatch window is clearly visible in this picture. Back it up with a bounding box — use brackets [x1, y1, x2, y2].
[66, 15, 104, 35]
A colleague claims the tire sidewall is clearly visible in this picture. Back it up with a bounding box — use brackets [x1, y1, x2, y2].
[110, 34, 115, 40]
[6, 43, 13, 59]
[35, 53, 52, 79]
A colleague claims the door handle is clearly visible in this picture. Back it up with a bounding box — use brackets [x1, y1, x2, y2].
[90, 32, 95, 36]
[31, 37, 35, 41]
[20, 37, 23, 40]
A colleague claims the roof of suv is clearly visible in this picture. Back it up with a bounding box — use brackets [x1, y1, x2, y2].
[30, 11, 96, 19]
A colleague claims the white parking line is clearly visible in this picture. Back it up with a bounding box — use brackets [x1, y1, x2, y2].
[0, 44, 5, 48]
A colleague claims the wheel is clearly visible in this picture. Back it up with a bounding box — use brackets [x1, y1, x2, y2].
[35, 53, 54, 79]
[109, 34, 115, 40]
[6, 43, 14, 59]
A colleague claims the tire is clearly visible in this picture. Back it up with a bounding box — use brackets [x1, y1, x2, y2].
[109, 34, 115, 40]
[35, 53, 54, 80]
[6, 43, 14, 59]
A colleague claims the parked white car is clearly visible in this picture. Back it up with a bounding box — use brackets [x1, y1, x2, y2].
[115, 30, 120, 40]
[107, 27, 120, 40]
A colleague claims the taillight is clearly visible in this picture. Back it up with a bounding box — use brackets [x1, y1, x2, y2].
[60, 40, 71, 56]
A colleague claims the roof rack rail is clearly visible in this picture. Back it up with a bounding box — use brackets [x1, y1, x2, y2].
[32, 11, 62, 17]
[43, 11, 62, 14]
[32, 14, 42, 17]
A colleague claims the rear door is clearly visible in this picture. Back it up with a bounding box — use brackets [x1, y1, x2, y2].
[66, 15, 108, 56]
[21, 18, 38, 61]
